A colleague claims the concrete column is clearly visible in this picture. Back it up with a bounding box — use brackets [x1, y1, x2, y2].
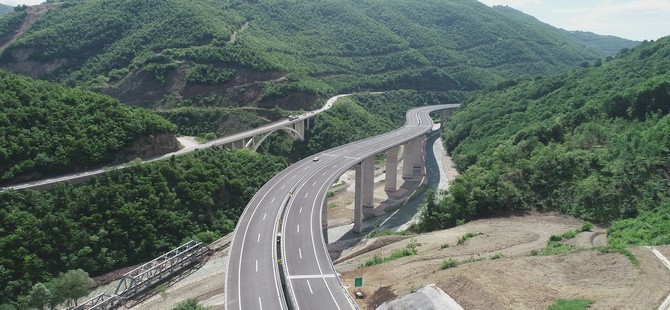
[402, 140, 416, 179]
[412, 136, 425, 168]
[230, 139, 244, 150]
[385, 146, 399, 191]
[441, 109, 452, 128]
[353, 164, 363, 233]
[362, 157, 374, 208]
[419, 136, 428, 176]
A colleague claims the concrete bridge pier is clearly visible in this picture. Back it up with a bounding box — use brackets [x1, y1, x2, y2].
[402, 139, 417, 179]
[353, 157, 375, 233]
[385, 146, 399, 191]
[413, 136, 426, 177]
[441, 109, 453, 128]
[230, 140, 245, 150]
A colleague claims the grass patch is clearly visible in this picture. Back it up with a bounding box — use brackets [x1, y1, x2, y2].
[490, 252, 505, 260]
[441, 258, 459, 270]
[440, 243, 450, 249]
[360, 239, 418, 267]
[547, 298, 593, 310]
[327, 203, 337, 209]
[457, 232, 483, 245]
[367, 229, 410, 238]
[595, 245, 639, 265]
[541, 241, 575, 255]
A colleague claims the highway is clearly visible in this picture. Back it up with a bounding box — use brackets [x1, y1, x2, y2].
[226, 103, 459, 310]
[0, 94, 348, 191]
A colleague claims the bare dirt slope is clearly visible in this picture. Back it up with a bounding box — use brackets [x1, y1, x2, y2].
[335, 213, 670, 310]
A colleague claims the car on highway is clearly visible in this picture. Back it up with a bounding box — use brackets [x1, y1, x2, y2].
[288, 115, 299, 121]
[312, 156, 319, 162]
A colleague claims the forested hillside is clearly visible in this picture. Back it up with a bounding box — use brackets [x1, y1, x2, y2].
[0, 0, 611, 139]
[0, 4, 12, 15]
[421, 38, 670, 246]
[0, 70, 178, 185]
[0, 149, 287, 306]
[566, 31, 640, 56]
[491, 5, 639, 56]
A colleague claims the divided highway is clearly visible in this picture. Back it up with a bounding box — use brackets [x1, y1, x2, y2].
[226, 103, 459, 310]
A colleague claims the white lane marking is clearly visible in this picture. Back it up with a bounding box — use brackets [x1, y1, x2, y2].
[304, 193, 309, 198]
[257, 233, 261, 243]
[299, 248, 303, 259]
[292, 175, 296, 179]
[306, 280, 314, 294]
[271, 197, 275, 203]
[258, 297, 263, 310]
[256, 260, 258, 272]
[263, 213, 267, 221]
[313, 181, 317, 186]
[288, 274, 337, 279]
[297, 225, 300, 233]
[322, 172, 327, 176]
[299, 207, 303, 214]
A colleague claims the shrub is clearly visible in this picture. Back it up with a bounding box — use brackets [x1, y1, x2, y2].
[441, 258, 459, 270]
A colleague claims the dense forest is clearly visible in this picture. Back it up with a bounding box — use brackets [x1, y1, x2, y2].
[0, 4, 12, 16]
[0, 148, 287, 306]
[491, 5, 640, 56]
[0, 0, 635, 139]
[418, 38, 670, 247]
[0, 70, 178, 185]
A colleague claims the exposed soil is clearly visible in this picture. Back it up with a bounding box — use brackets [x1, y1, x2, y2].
[0, 3, 60, 51]
[335, 213, 670, 310]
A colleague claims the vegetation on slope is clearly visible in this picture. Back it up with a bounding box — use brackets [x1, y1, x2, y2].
[492, 5, 639, 56]
[566, 30, 640, 56]
[0, 4, 13, 16]
[0, 70, 177, 185]
[0, 0, 606, 109]
[417, 38, 670, 242]
[0, 148, 287, 305]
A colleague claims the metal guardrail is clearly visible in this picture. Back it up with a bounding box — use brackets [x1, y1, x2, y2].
[74, 240, 210, 310]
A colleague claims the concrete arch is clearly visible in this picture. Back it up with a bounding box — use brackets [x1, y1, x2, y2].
[248, 126, 305, 151]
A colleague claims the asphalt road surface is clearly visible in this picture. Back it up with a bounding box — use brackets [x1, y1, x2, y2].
[226, 104, 459, 310]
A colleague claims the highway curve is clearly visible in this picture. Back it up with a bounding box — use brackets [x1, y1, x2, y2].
[226, 103, 459, 310]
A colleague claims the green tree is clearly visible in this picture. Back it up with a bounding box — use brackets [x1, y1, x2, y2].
[50, 269, 93, 308]
[27, 283, 51, 310]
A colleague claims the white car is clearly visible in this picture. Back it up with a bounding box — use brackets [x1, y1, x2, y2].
[312, 157, 319, 162]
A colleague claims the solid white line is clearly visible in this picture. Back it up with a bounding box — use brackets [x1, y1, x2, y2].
[299, 248, 303, 259]
[650, 247, 670, 310]
[258, 297, 263, 310]
[263, 213, 267, 221]
[257, 233, 261, 243]
[288, 274, 337, 279]
[307, 280, 314, 294]
[256, 260, 258, 272]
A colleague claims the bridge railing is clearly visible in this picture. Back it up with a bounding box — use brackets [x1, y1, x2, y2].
[74, 240, 210, 310]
